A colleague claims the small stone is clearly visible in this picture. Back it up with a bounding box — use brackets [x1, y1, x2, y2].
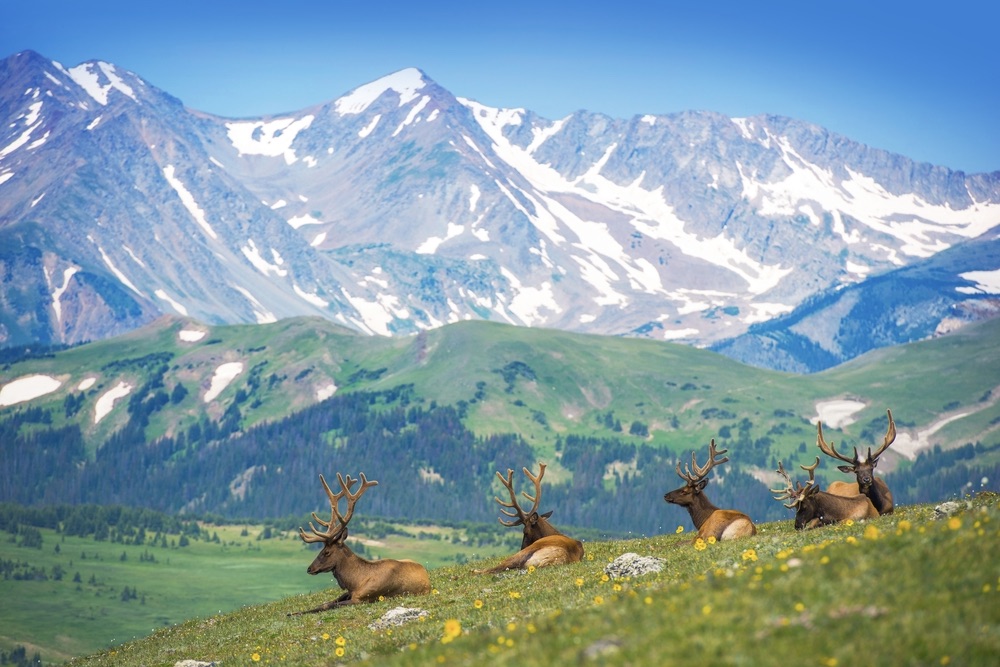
[367, 606, 429, 631]
[604, 552, 665, 579]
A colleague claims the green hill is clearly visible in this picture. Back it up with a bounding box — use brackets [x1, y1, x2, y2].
[2, 316, 999, 527]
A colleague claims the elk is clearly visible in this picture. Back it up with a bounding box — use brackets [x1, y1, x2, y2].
[771, 458, 878, 530]
[289, 472, 430, 615]
[663, 439, 757, 541]
[817, 409, 896, 515]
[475, 463, 584, 574]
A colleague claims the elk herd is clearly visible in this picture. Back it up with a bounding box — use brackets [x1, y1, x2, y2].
[291, 409, 900, 614]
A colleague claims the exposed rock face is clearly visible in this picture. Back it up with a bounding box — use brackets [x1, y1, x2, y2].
[2, 50, 998, 371]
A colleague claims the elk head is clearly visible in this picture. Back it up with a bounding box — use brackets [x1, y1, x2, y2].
[299, 472, 377, 575]
[771, 458, 823, 530]
[817, 409, 896, 493]
[664, 439, 729, 508]
[494, 463, 561, 549]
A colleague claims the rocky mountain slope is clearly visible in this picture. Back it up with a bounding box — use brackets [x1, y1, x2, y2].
[2, 50, 998, 368]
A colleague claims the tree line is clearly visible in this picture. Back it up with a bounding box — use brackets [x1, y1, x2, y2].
[2, 383, 996, 536]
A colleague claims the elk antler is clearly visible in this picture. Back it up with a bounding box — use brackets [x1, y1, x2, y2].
[495, 464, 546, 526]
[770, 458, 819, 509]
[676, 439, 729, 485]
[868, 409, 896, 461]
[800, 456, 820, 485]
[816, 420, 856, 464]
[299, 472, 378, 544]
[770, 461, 800, 508]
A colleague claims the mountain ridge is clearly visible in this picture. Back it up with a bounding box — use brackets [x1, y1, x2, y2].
[2, 50, 999, 370]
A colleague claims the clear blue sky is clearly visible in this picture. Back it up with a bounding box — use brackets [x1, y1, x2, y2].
[3, 0, 997, 173]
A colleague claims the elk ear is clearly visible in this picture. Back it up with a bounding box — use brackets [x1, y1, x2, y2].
[694, 479, 708, 493]
[837, 464, 855, 474]
[540, 510, 553, 519]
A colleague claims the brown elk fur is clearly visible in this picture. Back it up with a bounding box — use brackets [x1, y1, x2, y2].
[289, 473, 430, 615]
[475, 464, 583, 574]
[772, 459, 878, 530]
[664, 440, 757, 541]
[817, 409, 896, 515]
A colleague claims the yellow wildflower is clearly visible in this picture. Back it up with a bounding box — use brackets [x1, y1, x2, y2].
[593, 595, 604, 605]
[694, 538, 707, 551]
[947, 517, 961, 531]
[509, 591, 522, 599]
[702, 604, 712, 615]
[575, 577, 584, 587]
[335, 636, 346, 647]
[441, 618, 462, 644]
[741, 548, 757, 562]
[676, 525, 685, 534]
[335, 647, 345, 658]
[863, 524, 880, 540]
[527, 565, 536, 573]
[474, 599, 484, 609]
[897, 519, 912, 532]
[794, 602, 805, 613]
[601, 573, 610, 583]
[322, 633, 330, 641]
[844, 519, 854, 526]
[706, 535, 717, 544]
[252, 653, 261, 662]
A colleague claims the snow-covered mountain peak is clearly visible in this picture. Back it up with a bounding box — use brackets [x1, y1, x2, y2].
[334, 67, 427, 115]
[57, 59, 139, 106]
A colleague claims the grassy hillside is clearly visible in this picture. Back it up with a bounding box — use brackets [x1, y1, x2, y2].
[62, 493, 999, 667]
[0, 514, 517, 664]
[3, 315, 999, 464]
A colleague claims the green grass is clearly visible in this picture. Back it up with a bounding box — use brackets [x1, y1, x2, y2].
[59, 494, 1000, 667]
[0, 520, 515, 664]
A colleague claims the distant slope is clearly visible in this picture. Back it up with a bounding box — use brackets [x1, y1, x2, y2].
[1, 317, 998, 529]
[712, 230, 1000, 372]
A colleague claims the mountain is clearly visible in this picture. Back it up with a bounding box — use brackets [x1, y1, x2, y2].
[2, 50, 999, 368]
[712, 228, 1000, 371]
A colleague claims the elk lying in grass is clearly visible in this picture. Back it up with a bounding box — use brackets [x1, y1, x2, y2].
[475, 463, 583, 574]
[817, 408, 896, 515]
[289, 472, 430, 615]
[663, 439, 757, 541]
[771, 458, 878, 530]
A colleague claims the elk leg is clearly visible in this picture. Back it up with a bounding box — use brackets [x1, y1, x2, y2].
[287, 591, 353, 616]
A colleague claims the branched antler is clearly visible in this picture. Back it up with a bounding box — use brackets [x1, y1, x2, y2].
[495, 464, 546, 526]
[299, 472, 378, 544]
[676, 439, 729, 485]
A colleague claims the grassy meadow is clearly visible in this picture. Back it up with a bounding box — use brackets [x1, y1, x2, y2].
[0, 518, 515, 664]
[54, 493, 1000, 667]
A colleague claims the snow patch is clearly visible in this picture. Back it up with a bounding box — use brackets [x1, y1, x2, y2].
[225, 115, 314, 165]
[335, 68, 425, 115]
[892, 413, 972, 460]
[416, 222, 464, 254]
[812, 399, 866, 428]
[0, 374, 62, 406]
[178, 329, 207, 342]
[358, 114, 381, 138]
[288, 213, 322, 229]
[78, 377, 96, 391]
[204, 362, 243, 403]
[155, 289, 188, 316]
[162, 165, 217, 239]
[94, 381, 132, 423]
[316, 383, 337, 401]
[66, 62, 137, 105]
[957, 269, 1000, 294]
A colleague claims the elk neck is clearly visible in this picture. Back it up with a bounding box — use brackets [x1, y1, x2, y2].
[687, 493, 721, 530]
